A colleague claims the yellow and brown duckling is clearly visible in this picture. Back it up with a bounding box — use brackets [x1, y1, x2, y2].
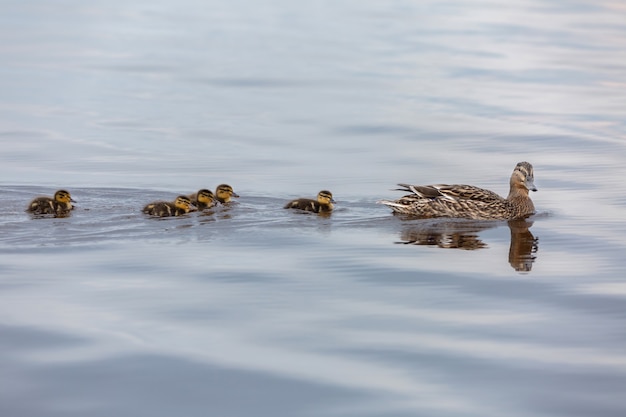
[284, 190, 335, 213]
[189, 189, 216, 210]
[26, 189, 76, 216]
[377, 161, 537, 220]
[215, 184, 239, 204]
[143, 195, 195, 217]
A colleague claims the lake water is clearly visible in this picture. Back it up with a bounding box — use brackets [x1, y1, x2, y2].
[1, 1, 626, 416]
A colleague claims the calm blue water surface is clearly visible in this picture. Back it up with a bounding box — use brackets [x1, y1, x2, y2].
[1, 1, 626, 416]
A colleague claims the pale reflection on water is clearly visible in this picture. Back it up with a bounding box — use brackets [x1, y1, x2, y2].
[1, 0, 626, 416]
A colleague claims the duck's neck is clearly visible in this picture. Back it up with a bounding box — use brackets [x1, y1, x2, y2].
[507, 186, 527, 200]
[507, 186, 535, 214]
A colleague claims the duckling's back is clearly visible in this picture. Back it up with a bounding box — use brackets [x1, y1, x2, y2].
[27, 197, 55, 214]
[284, 198, 332, 213]
[143, 202, 187, 217]
[27, 197, 71, 215]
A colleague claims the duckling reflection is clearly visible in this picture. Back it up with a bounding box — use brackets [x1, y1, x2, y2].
[396, 219, 538, 272]
[26, 189, 76, 217]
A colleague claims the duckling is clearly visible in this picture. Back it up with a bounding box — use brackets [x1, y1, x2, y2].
[215, 184, 239, 204]
[377, 162, 537, 220]
[284, 190, 335, 213]
[26, 189, 76, 216]
[143, 195, 195, 217]
[189, 189, 216, 210]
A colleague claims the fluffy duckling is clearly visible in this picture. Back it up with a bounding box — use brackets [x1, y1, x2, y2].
[143, 195, 195, 217]
[215, 184, 239, 204]
[189, 189, 216, 210]
[284, 190, 335, 213]
[26, 189, 76, 216]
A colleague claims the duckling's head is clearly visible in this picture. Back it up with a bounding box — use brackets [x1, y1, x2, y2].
[174, 195, 193, 211]
[511, 162, 537, 193]
[215, 184, 239, 203]
[54, 190, 76, 204]
[317, 190, 335, 206]
[196, 189, 215, 205]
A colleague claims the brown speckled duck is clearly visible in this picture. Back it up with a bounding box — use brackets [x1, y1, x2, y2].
[143, 195, 195, 217]
[377, 162, 537, 220]
[284, 190, 335, 213]
[189, 189, 216, 210]
[215, 184, 239, 204]
[26, 189, 76, 216]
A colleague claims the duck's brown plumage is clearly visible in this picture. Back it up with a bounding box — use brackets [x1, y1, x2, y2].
[143, 195, 194, 217]
[26, 189, 75, 216]
[377, 162, 537, 220]
[284, 190, 335, 213]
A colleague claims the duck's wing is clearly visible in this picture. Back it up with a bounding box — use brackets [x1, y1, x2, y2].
[434, 184, 503, 202]
[143, 201, 174, 217]
[396, 184, 503, 203]
[26, 197, 56, 214]
[284, 198, 321, 212]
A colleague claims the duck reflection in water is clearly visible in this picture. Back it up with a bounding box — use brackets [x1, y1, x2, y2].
[507, 219, 539, 272]
[396, 219, 538, 272]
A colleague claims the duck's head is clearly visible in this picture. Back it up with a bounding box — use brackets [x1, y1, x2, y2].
[215, 184, 239, 203]
[511, 162, 537, 193]
[174, 195, 194, 211]
[196, 189, 215, 205]
[54, 190, 76, 204]
[317, 190, 335, 206]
